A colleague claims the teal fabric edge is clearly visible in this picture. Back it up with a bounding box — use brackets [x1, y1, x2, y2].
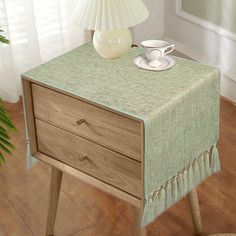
[22, 80, 39, 169]
[141, 145, 221, 226]
[26, 140, 38, 169]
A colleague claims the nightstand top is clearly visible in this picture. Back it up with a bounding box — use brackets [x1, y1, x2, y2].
[22, 43, 219, 119]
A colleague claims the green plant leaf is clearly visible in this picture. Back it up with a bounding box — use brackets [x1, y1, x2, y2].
[0, 108, 11, 120]
[0, 137, 15, 149]
[0, 27, 10, 45]
[0, 109, 16, 130]
[0, 152, 6, 165]
[0, 113, 13, 127]
[0, 99, 15, 164]
[0, 131, 9, 140]
[0, 106, 7, 114]
[0, 143, 12, 155]
[0, 113, 16, 130]
[0, 35, 10, 45]
[0, 109, 12, 122]
[0, 127, 9, 140]
[0, 126, 7, 132]
[0, 106, 10, 115]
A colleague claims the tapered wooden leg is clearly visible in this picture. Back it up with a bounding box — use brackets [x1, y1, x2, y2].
[46, 167, 63, 236]
[188, 188, 203, 236]
[131, 206, 147, 236]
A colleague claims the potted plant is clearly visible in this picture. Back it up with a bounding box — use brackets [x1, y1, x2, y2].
[0, 28, 15, 165]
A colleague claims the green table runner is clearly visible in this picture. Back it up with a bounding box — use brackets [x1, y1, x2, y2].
[22, 43, 221, 226]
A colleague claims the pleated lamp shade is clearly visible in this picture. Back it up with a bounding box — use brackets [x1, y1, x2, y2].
[72, 0, 149, 31]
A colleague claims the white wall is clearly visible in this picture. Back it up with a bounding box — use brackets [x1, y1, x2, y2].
[164, 0, 236, 103]
[133, 0, 164, 44]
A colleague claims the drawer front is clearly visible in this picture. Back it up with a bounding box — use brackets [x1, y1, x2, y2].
[32, 84, 141, 161]
[35, 119, 142, 198]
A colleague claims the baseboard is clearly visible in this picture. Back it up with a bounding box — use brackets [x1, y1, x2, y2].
[221, 96, 236, 107]
[3, 96, 23, 112]
[164, 37, 236, 83]
[165, 37, 202, 61]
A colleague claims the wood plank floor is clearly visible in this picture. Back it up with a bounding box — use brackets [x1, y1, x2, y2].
[0, 98, 236, 236]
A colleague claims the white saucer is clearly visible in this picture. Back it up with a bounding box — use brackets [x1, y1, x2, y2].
[133, 54, 175, 71]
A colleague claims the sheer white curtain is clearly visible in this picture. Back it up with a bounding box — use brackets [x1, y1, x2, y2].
[0, 0, 90, 102]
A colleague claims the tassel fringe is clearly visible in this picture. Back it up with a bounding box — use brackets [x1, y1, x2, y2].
[141, 146, 221, 226]
[26, 139, 38, 169]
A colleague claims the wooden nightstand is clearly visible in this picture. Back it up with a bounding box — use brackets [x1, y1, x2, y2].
[22, 79, 202, 236]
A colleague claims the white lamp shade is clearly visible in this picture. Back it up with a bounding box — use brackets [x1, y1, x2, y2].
[72, 0, 149, 31]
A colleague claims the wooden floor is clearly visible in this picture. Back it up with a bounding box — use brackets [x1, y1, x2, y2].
[0, 98, 235, 236]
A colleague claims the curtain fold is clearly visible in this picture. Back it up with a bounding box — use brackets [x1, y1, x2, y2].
[0, 0, 90, 102]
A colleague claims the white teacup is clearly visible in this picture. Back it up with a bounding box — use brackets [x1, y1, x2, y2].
[141, 40, 175, 68]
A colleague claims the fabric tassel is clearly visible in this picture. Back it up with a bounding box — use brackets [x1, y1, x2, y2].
[26, 141, 32, 168]
[198, 155, 205, 180]
[142, 146, 221, 226]
[26, 140, 38, 169]
[211, 146, 221, 172]
[150, 197, 156, 224]
[182, 169, 188, 195]
[165, 180, 172, 208]
[171, 176, 178, 202]
[193, 159, 201, 186]
[23, 91, 38, 168]
[157, 188, 166, 214]
[188, 165, 194, 192]
[177, 173, 183, 198]
[204, 152, 212, 176]
[141, 203, 150, 227]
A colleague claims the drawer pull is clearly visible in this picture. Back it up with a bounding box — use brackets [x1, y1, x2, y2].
[78, 155, 88, 161]
[76, 119, 85, 125]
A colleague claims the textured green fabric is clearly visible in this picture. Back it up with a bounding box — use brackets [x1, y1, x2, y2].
[142, 146, 220, 226]
[22, 90, 38, 168]
[22, 42, 221, 226]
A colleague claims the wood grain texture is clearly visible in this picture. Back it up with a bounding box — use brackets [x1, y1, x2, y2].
[221, 96, 236, 108]
[208, 234, 236, 236]
[0, 96, 235, 236]
[0, 191, 33, 236]
[131, 206, 147, 236]
[46, 167, 63, 236]
[187, 189, 203, 236]
[32, 83, 141, 161]
[69, 225, 102, 236]
[0, 99, 92, 236]
[140, 121, 146, 214]
[0, 163, 91, 236]
[35, 119, 142, 198]
[35, 152, 141, 208]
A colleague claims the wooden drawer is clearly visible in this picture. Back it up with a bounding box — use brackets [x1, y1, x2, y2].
[32, 84, 141, 161]
[35, 119, 142, 198]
